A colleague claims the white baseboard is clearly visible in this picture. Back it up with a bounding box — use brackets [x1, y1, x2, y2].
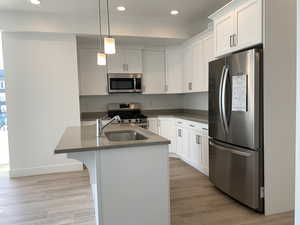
[9, 162, 83, 178]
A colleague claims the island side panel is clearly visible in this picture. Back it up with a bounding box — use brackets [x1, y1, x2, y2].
[67, 151, 103, 225]
[99, 145, 170, 225]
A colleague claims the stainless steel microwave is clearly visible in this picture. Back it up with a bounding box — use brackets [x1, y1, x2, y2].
[107, 73, 142, 93]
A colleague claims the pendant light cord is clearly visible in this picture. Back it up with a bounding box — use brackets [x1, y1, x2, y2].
[98, 0, 102, 49]
[106, 0, 111, 37]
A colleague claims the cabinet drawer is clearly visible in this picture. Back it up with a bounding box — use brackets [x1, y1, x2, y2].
[176, 119, 186, 126]
[186, 121, 203, 130]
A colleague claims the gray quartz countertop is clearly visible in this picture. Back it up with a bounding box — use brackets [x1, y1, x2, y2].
[55, 124, 171, 154]
[145, 112, 208, 124]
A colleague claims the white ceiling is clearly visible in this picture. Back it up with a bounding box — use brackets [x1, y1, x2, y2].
[0, 0, 231, 23]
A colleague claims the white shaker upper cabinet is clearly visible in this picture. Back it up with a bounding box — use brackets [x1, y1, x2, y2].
[142, 50, 166, 94]
[209, 0, 262, 58]
[165, 47, 184, 94]
[182, 29, 214, 93]
[107, 49, 125, 73]
[78, 48, 108, 96]
[192, 40, 204, 93]
[202, 34, 215, 92]
[125, 49, 143, 73]
[214, 11, 235, 57]
[107, 48, 142, 74]
[183, 45, 194, 93]
[235, 0, 262, 50]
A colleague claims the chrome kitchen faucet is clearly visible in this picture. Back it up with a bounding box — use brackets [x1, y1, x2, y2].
[96, 115, 121, 137]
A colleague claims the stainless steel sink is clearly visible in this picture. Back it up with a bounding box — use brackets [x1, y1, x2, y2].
[105, 130, 148, 142]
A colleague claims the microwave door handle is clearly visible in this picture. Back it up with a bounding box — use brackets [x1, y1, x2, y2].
[133, 76, 137, 92]
[219, 66, 226, 133]
[222, 66, 230, 133]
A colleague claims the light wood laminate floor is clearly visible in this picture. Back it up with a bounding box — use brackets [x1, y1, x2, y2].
[0, 158, 293, 225]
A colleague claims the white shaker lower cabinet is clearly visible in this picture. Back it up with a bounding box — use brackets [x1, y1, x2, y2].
[200, 130, 209, 175]
[158, 118, 177, 154]
[176, 119, 209, 176]
[188, 129, 203, 170]
[148, 118, 159, 134]
[148, 117, 209, 175]
[176, 125, 188, 158]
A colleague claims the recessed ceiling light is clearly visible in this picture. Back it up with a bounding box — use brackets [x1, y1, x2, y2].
[117, 6, 126, 11]
[170, 10, 179, 15]
[30, 0, 41, 5]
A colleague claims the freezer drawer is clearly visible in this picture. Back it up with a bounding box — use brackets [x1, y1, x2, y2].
[209, 140, 263, 211]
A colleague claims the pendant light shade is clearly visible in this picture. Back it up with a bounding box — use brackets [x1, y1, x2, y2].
[97, 52, 106, 66]
[104, 37, 116, 54]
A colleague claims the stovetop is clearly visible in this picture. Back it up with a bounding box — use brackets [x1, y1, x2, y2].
[108, 109, 147, 120]
[107, 103, 147, 122]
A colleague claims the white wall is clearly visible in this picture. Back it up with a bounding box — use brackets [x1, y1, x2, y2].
[2, 32, 82, 177]
[264, 0, 296, 215]
[80, 94, 184, 112]
[183, 92, 208, 110]
[295, 0, 300, 223]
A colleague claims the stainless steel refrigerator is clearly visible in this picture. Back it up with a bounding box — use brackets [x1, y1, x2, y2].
[209, 47, 264, 212]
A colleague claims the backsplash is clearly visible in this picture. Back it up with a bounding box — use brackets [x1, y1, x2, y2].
[80, 94, 184, 112]
[80, 92, 208, 112]
[183, 92, 208, 110]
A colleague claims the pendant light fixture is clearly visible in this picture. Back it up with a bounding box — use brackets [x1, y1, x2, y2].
[104, 0, 116, 54]
[97, 0, 106, 65]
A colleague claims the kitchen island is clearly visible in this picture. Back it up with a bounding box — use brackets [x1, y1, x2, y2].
[55, 124, 171, 225]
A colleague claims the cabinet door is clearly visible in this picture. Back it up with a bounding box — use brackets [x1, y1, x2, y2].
[202, 34, 214, 92]
[165, 47, 183, 93]
[176, 126, 183, 157]
[189, 129, 202, 169]
[192, 40, 204, 92]
[176, 126, 188, 159]
[107, 49, 125, 73]
[78, 49, 108, 96]
[142, 50, 165, 94]
[183, 46, 193, 92]
[159, 118, 176, 154]
[235, 0, 262, 50]
[200, 134, 209, 175]
[148, 118, 159, 134]
[214, 11, 235, 57]
[125, 49, 143, 73]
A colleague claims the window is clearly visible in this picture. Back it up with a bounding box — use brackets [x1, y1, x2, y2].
[0, 81, 5, 89]
[0, 93, 5, 102]
[0, 105, 6, 113]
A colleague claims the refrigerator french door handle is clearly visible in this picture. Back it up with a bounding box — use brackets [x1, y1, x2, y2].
[209, 141, 251, 157]
[221, 66, 230, 133]
[218, 66, 226, 133]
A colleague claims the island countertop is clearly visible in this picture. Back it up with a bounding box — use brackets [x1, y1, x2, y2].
[55, 124, 171, 154]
